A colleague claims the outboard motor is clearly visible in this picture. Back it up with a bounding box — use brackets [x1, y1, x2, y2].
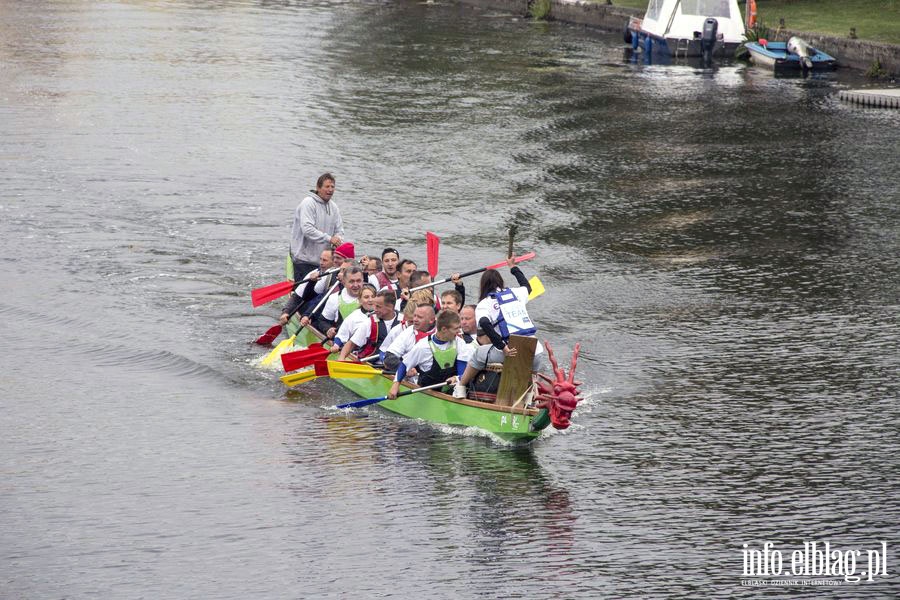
[787, 36, 815, 72]
[700, 18, 718, 66]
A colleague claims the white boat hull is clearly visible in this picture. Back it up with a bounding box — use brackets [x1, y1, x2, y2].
[747, 48, 778, 67]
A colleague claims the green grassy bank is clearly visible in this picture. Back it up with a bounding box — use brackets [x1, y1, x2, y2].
[604, 0, 900, 44]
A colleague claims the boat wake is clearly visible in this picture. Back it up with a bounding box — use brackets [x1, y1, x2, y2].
[434, 423, 537, 446]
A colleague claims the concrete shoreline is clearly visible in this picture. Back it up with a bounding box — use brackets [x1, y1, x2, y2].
[456, 0, 900, 77]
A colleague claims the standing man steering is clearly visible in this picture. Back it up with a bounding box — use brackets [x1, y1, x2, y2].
[290, 172, 344, 282]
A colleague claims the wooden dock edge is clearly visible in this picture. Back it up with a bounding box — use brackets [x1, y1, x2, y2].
[838, 89, 900, 108]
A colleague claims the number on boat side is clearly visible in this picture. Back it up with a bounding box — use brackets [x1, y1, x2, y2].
[500, 415, 522, 430]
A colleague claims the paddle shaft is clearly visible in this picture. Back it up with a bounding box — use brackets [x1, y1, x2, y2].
[297, 280, 341, 330]
[302, 265, 339, 284]
[285, 266, 340, 297]
[265, 277, 333, 341]
[274, 279, 341, 345]
[406, 251, 536, 294]
[336, 381, 449, 409]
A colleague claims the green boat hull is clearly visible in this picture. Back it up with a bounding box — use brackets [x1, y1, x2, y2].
[287, 322, 543, 443]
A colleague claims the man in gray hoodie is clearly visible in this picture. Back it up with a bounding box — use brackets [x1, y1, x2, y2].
[290, 172, 344, 281]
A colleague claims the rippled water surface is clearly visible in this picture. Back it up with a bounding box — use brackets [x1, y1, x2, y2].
[2, 1, 898, 598]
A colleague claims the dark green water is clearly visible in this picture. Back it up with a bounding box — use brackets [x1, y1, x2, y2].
[1, 1, 898, 597]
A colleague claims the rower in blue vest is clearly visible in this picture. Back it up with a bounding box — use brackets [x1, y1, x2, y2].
[387, 310, 474, 399]
[475, 255, 538, 345]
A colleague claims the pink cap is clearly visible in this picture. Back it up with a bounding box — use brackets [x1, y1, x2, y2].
[334, 242, 355, 259]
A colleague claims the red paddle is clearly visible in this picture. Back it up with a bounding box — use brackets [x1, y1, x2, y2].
[426, 231, 440, 279]
[254, 324, 283, 346]
[281, 343, 330, 372]
[251, 280, 296, 308]
[251, 266, 340, 307]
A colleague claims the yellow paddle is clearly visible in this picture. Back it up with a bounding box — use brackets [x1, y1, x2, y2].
[280, 361, 330, 387]
[327, 361, 383, 379]
[527, 276, 545, 301]
[280, 369, 319, 387]
[261, 334, 296, 366]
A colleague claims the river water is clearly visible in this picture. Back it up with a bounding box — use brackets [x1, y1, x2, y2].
[1, 1, 898, 598]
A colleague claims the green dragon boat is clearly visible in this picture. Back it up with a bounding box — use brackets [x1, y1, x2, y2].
[287, 322, 552, 443]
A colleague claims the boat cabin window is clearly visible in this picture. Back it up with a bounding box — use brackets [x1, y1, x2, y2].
[646, 0, 664, 20]
[681, 0, 731, 17]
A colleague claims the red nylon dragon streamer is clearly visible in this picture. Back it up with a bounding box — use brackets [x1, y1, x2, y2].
[534, 342, 583, 430]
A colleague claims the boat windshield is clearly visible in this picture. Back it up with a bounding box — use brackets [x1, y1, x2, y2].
[681, 0, 731, 17]
[646, 0, 664, 20]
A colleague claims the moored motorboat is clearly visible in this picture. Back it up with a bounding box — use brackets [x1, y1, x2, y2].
[625, 0, 746, 63]
[284, 322, 582, 444]
[745, 37, 836, 72]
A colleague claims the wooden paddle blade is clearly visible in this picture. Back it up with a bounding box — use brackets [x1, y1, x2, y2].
[280, 370, 318, 387]
[527, 276, 545, 301]
[496, 335, 537, 407]
[251, 280, 295, 307]
[254, 324, 283, 345]
[281, 345, 330, 372]
[260, 335, 296, 366]
[485, 251, 536, 270]
[426, 231, 440, 278]
[327, 361, 382, 378]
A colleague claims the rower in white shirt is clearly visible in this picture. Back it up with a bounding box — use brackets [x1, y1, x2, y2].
[330, 284, 377, 353]
[387, 310, 475, 399]
[338, 290, 401, 361]
[382, 304, 436, 372]
[458, 304, 478, 346]
[301, 265, 364, 340]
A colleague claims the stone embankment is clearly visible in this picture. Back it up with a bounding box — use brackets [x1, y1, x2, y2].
[457, 0, 900, 77]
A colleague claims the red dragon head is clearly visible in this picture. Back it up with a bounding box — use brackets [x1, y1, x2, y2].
[534, 342, 583, 430]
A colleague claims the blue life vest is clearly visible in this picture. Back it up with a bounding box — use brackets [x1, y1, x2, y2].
[492, 287, 536, 339]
